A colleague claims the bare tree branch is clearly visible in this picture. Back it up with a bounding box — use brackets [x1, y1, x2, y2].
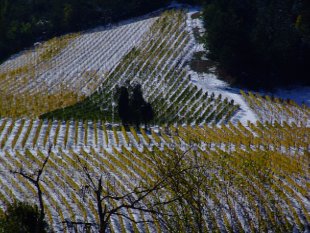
[114, 212, 155, 224]
[10, 144, 52, 233]
[71, 148, 197, 233]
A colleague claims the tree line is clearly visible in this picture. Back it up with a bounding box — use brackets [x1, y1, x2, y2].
[203, 0, 310, 89]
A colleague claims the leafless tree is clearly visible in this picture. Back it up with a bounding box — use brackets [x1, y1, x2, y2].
[10, 144, 52, 233]
[151, 147, 211, 233]
[74, 149, 194, 233]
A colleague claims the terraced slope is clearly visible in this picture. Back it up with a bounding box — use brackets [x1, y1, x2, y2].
[0, 121, 308, 232]
[41, 10, 239, 125]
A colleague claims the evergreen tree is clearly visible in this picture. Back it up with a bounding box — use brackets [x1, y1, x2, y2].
[141, 102, 154, 129]
[118, 86, 131, 125]
[117, 84, 154, 127]
[130, 84, 145, 128]
[0, 202, 48, 233]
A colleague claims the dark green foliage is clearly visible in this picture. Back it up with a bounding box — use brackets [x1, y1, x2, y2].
[0, 202, 48, 233]
[203, 0, 310, 89]
[141, 103, 154, 128]
[41, 84, 154, 127]
[0, 0, 170, 62]
[118, 86, 131, 125]
[118, 84, 154, 127]
[130, 84, 146, 127]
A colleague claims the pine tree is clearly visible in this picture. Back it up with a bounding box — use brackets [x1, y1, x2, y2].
[118, 86, 131, 125]
[118, 84, 154, 127]
[0, 201, 48, 233]
[141, 102, 154, 129]
[130, 84, 145, 128]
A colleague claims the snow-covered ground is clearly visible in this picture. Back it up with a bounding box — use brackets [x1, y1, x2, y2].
[185, 10, 259, 125]
[0, 5, 308, 125]
[0, 118, 308, 232]
[185, 9, 310, 125]
[0, 16, 157, 96]
[0, 6, 309, 233]
[189, 72, 259, 124]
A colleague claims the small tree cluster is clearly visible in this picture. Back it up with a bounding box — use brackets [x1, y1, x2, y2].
[0, 201, 48, 233]
[118, 84, 154, 128]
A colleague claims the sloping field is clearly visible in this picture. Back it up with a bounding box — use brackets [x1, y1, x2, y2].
[41, 10, 239, 125]
[0, 8, 307, 126]
[0, 121, 309, 232]
[0, 16, 156, 118]
[0, 6, 309, 233]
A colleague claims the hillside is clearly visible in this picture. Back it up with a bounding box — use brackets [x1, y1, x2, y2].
[0, 15, 157, 118]
[1, 8, 308, 125]
[40, 10, 240, 125]
[0, 6, 309, 233]
[0, 120, 309, 232]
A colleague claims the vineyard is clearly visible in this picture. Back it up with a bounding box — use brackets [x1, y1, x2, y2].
[241, 91, 310, 126]
[0, 6, 309, 233]
[0, 120, 309, 232]
[39, 10, 240, 125]
[0, 16, 156, 118]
